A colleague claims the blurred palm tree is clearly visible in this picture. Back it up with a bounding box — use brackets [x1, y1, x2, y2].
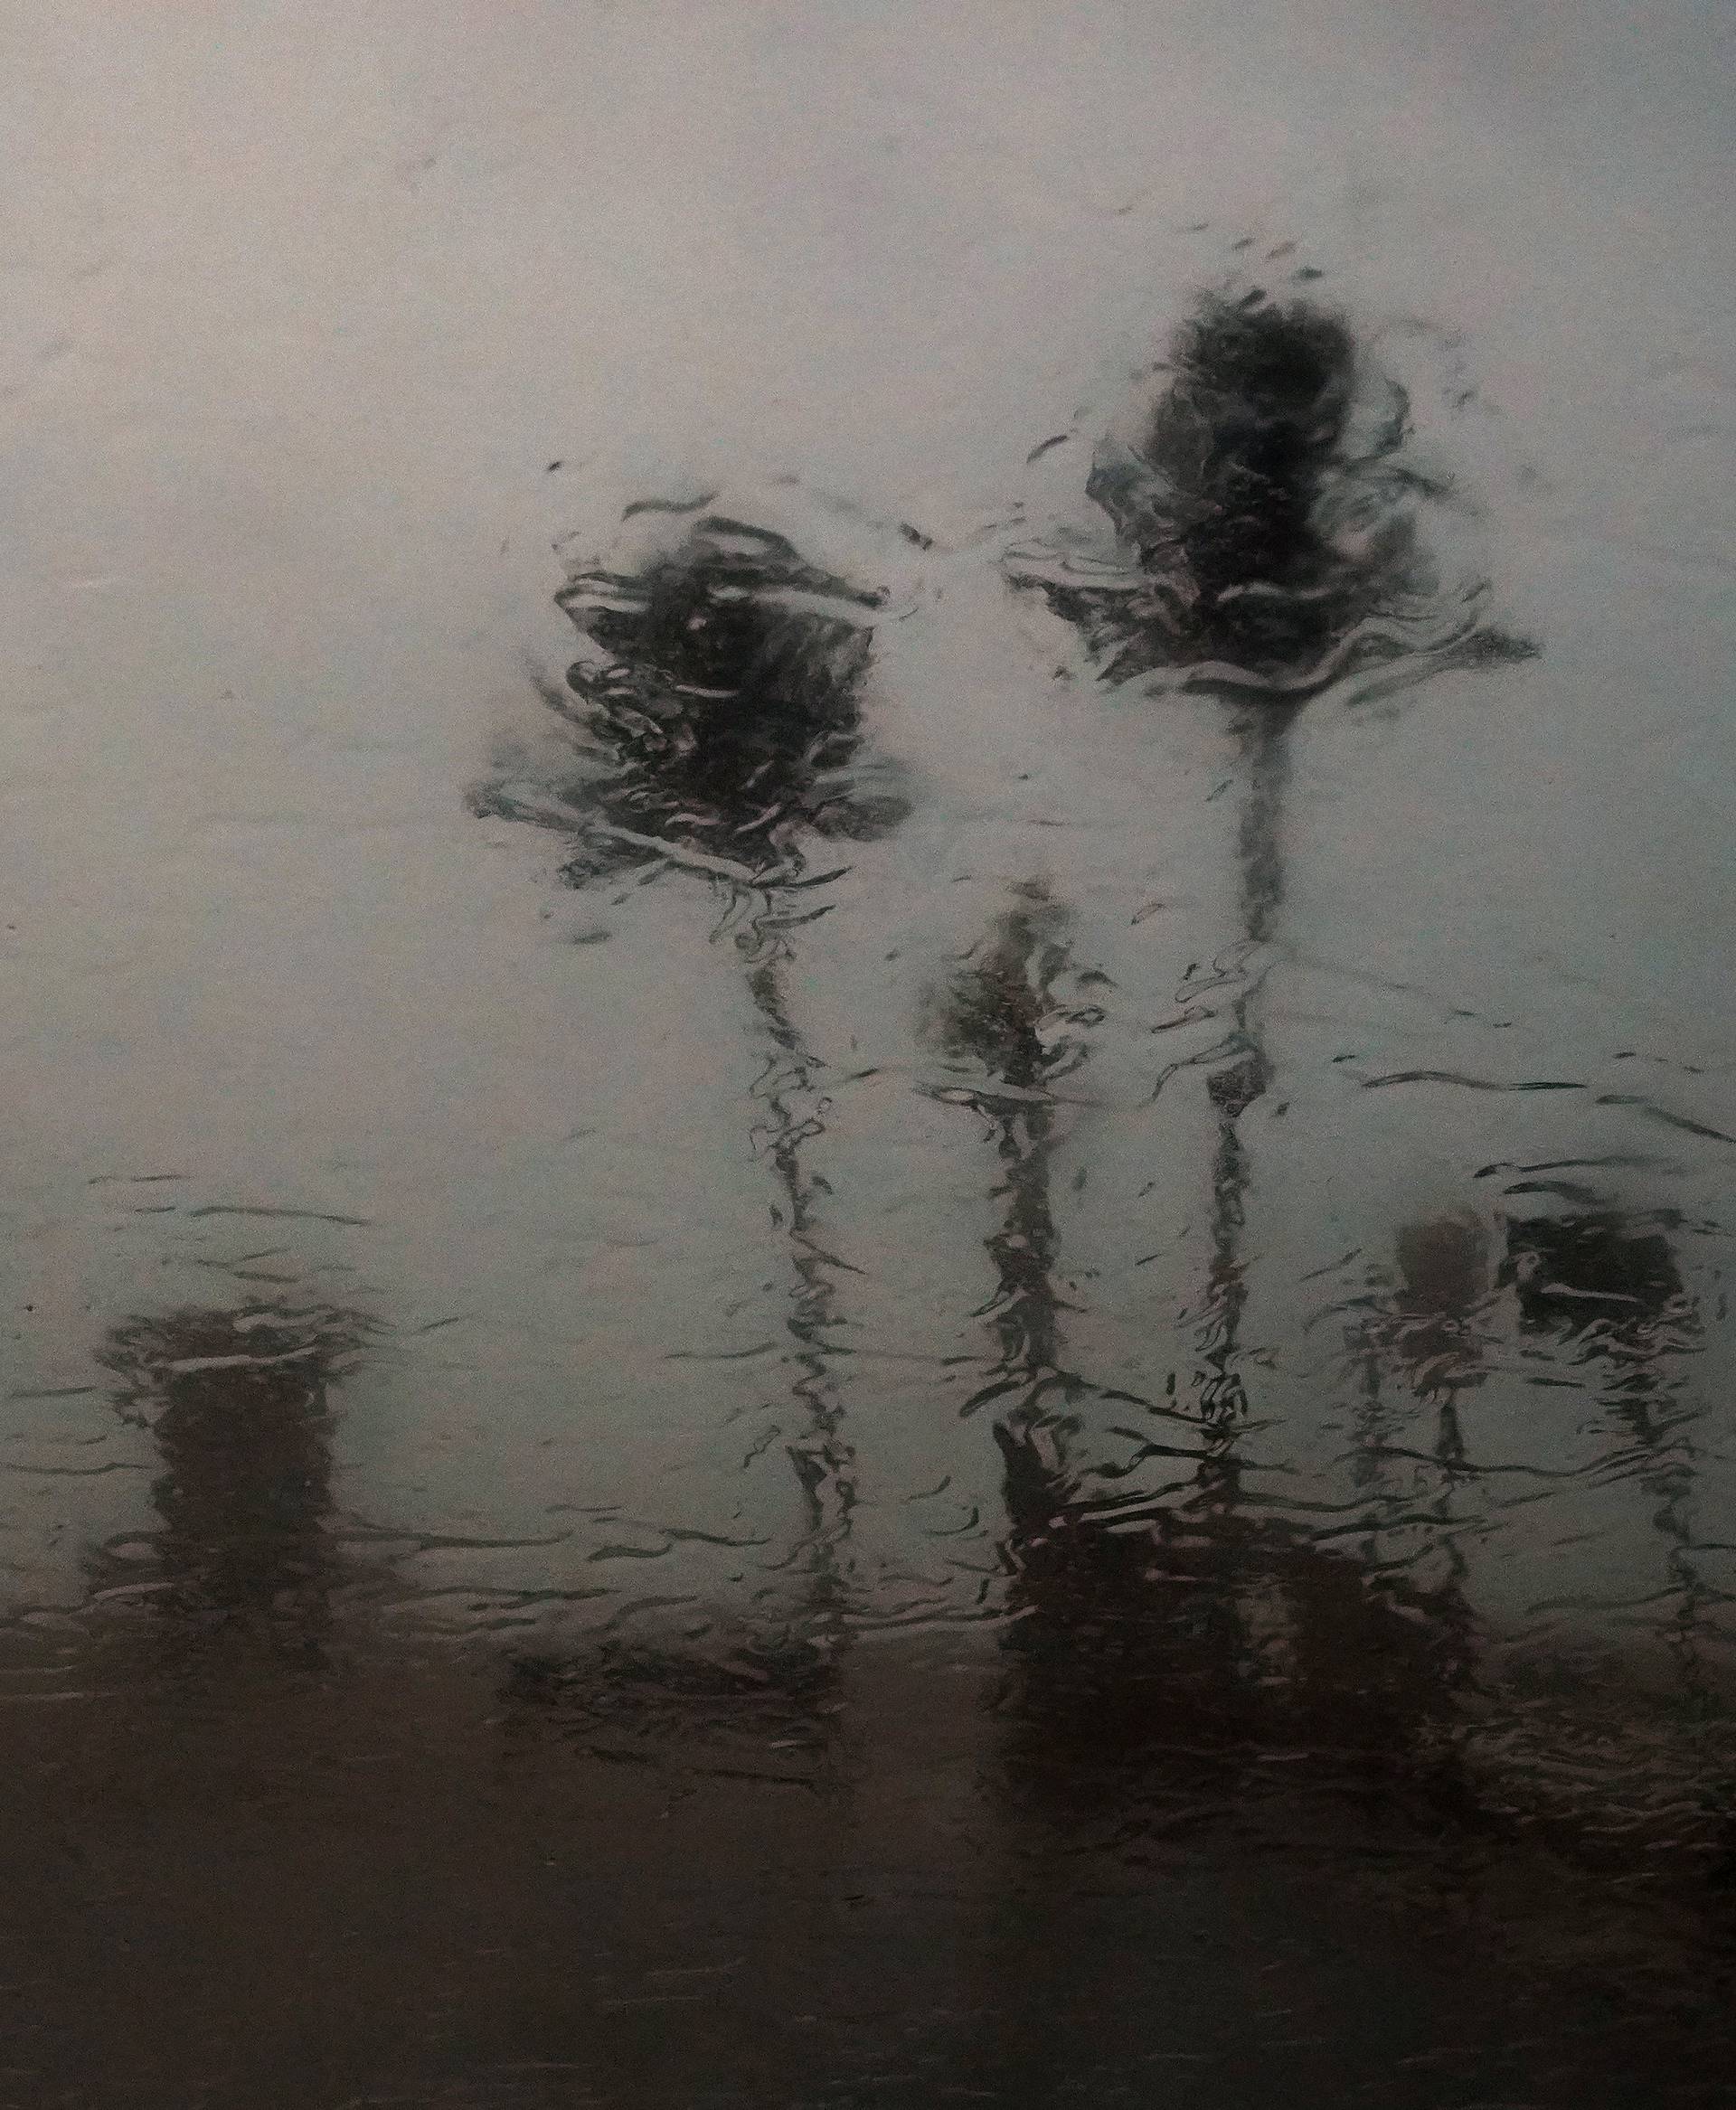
[475, 498, 908, 1667]
[1014, 284, 1533, 1484]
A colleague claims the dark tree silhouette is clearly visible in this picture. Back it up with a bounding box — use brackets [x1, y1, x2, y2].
[479, 504, 903, 885]
[476, 500, 907, 1680]
[1017, 287, 1533, 696]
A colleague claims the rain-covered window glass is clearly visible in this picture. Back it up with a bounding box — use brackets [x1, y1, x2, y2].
[5, 5, 1731, 2105]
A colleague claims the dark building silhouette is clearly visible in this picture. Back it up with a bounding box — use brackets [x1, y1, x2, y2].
[1502, 1207, 1715, 1694]
[90, 1302, 366, 1663]
[1385, 1210, 1491, 1399]
[1501, 1210, 1687, 1344]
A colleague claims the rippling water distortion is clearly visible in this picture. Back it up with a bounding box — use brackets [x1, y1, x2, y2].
[5, 5, 1733, 2104]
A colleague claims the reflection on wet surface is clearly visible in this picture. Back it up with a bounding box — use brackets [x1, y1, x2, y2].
[5, 3, 1736, 2101]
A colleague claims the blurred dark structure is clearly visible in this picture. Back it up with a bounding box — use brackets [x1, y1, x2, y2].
[1385, 1210, 1492, 1402]
[1503, 1209, 1716, 1690]
[991, 1415, 1479, 1826]
[89, 1302, 367, 1664]
[1502, 1210, 1687, 1344]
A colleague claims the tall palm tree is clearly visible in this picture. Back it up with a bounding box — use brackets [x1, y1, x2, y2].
[476, 499, 905, 1675]
[1012, 283, 1532, 1504]
[982, 287, 1536, 1845]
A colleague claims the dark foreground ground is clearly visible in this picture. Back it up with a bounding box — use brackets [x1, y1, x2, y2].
[0, 1621, 1729, 2110]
